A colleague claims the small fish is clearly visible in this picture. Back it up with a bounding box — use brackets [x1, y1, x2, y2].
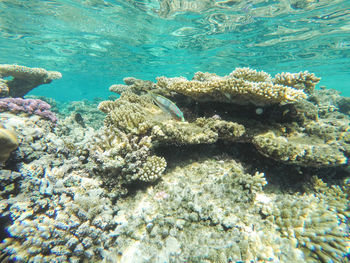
[148, 92, 185, 122]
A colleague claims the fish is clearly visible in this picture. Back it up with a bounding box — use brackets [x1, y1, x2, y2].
[148, 91, 185, 122]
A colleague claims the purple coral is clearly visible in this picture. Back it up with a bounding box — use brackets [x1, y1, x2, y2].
[0, 98, 57, 122]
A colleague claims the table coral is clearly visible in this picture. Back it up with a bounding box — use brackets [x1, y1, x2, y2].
[252, 131, 347, 167]
[0, 64, 62, 98]
[156, 67, 313, 106]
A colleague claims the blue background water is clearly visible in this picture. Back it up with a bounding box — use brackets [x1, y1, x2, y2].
[0, 0, 349, 101]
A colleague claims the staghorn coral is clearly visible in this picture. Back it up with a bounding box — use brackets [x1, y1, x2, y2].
[156, 67, 310, 106]
[0, 64, 62, 98]
[0, 124, 18, 163]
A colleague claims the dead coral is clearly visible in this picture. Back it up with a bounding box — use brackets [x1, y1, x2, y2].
[0, 64, 62, 98]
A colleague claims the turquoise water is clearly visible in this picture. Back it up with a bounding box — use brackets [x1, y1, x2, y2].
[0, 0, 349, 101]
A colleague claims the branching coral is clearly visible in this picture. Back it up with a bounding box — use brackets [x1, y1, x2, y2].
[274, 71, 321, 94]
[105, 68, 348, 169]
[0, 98, 57, 122]
[99, 92, 245, 145]
[90, 126, 166, 185]
[0, 64, 62, 98]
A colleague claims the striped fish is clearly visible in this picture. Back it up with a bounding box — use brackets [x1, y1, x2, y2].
[148, 92, 185, 122]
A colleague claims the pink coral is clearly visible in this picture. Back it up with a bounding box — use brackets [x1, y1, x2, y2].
[0, 98, 57, 122]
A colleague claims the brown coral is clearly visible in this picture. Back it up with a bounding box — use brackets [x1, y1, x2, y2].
[0, 125, 18, 163]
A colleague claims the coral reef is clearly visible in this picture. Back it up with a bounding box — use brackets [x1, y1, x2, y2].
[0, 68, 349, 263]
[112, 159, 349, 263]
[0, 125, 18, 163]
[92, 91, 244, 187]
[105, 69, 347, 168]
[0, 112, 117, 262]
[0, 64, 62, 98]
[98, 92, 245, 145]
[0, 165, 118, 262]
[252, 130, 347, 167]
[0, 98, 57, 122]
